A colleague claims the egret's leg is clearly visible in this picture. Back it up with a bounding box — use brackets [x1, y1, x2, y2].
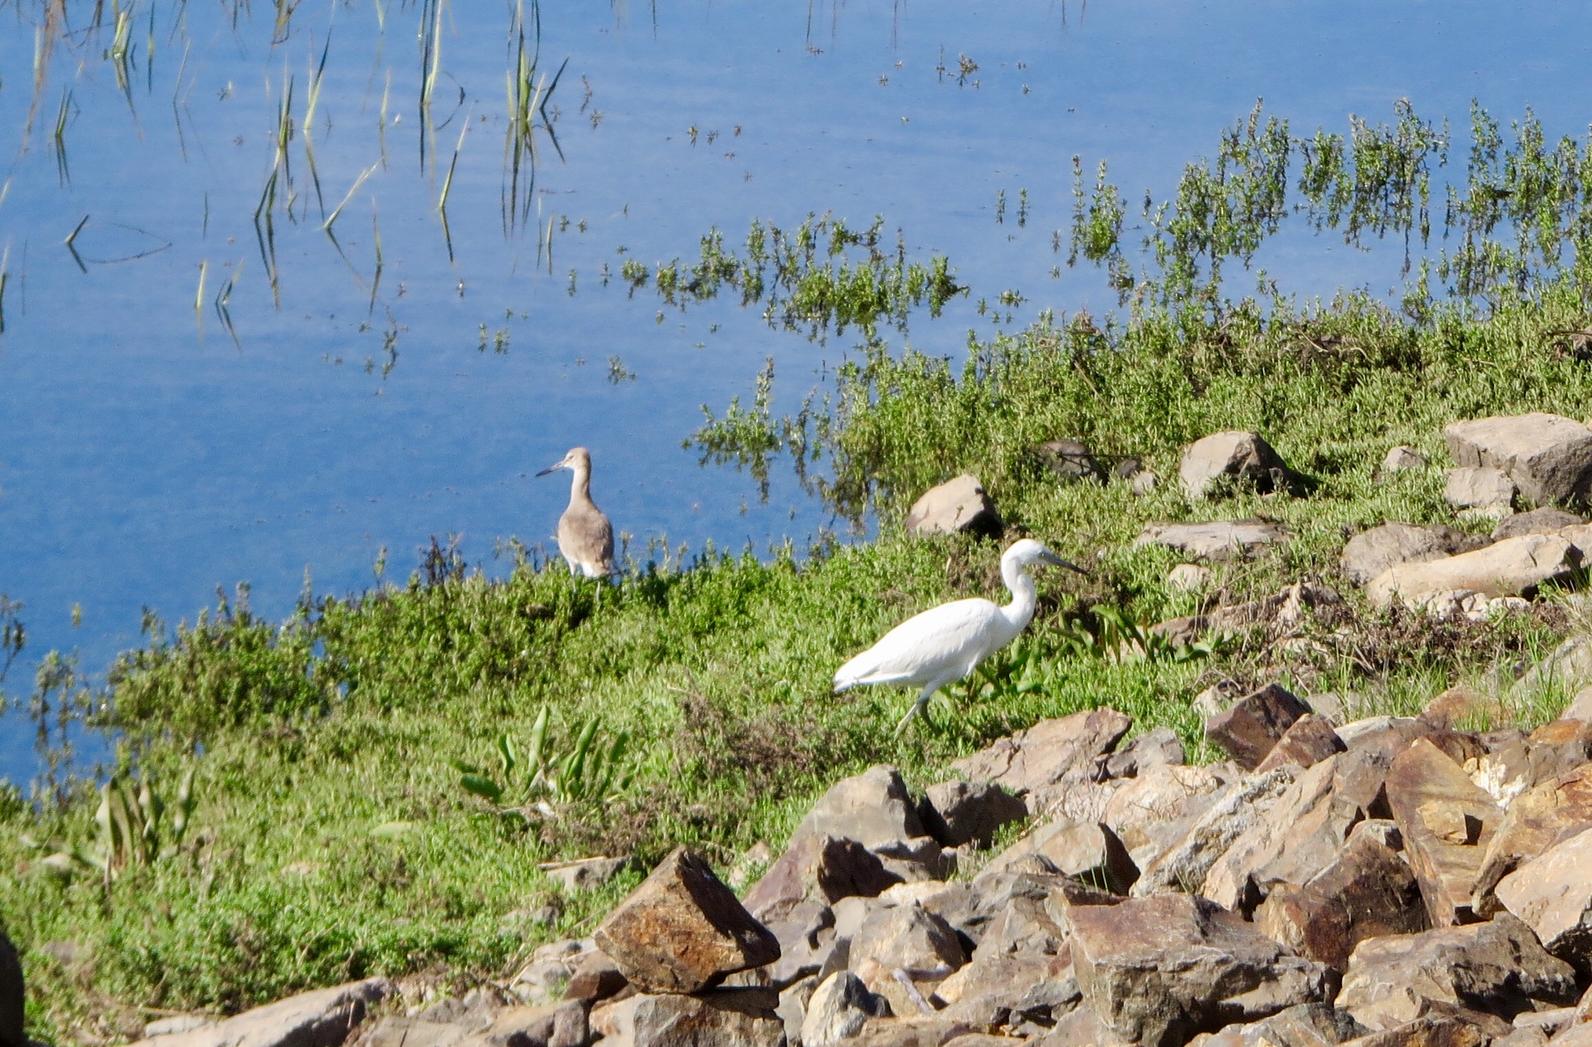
[893, 683, 939, 737]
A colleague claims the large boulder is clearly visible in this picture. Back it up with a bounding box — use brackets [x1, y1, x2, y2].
[1445, 413, 1592, 507]
[904, 475, 1002, 538]
[126, 978, 393, 1047]
[1339, 523, 1472, 587]
[1366, 534, 1582, 611]
[1385, 739, 1502, 927]
[1068, 893, 1334, 1047]
[1205, 683, 1312, 770]
[1132, 766, 1297, 898]
[951, 708, 1131, 817]
[1473, 766, 1592, 918]
[1444, 466, 1518, 511]
[1496, 827, 1592, 971]
[594, 847, 780, 993]
[1337, 914, 1578, 1031]
[1180, 431, 1299, 499]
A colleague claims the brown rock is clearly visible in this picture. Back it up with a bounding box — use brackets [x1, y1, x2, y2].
[590, 988, 783, 1047]
[934, 950, 1080, 1031]
[1385, 739, 1502, 926]
[919, 780, 1027, 849]
[905, 475, 1002, 538]
[127, 978, 393, 1047]
[1132, 766, 1296, 898]
[594, 846, 780, 993]
[848, 903, 966, 981]
[951, 708, 1132, 817]
[1103, 762, 1239, 871]
[562, 948, 628, 1005]
[1496, 826, 1592, 970]
[1337, 913, 1577, 1031]
[1255, 825, 1428, 970]
[1341, 1012, 1496, 1046]
[984, 819, 1137, 895]
[1420, 685, 1510, 730]
[1256, 714, 1347, 773]
[1069, 893, 1334, 1047]
[1473, 766, 1592, 917]
[1200, 1003, 1367, 1046]
[844, 1016, 978, 1047]
[1206, 683, 1312, 770]
[795, 765, 928, 852]
[743, 833, 898, 925]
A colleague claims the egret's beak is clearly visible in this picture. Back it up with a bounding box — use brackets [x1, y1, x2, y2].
[534, 463, 563, 477]
[1041, 550, 1091, 576]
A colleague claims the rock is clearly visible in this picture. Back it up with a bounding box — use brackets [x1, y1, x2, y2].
[1381, 446, 1429, 475]
[1255, 824, 1428, 971]
[1097, 726, 1186, 781]
[904, 475, 1002, 538]
[355, 1017, 468, 1047]
[1385, 739, 1502, 927]
[1104, 762, 1240, 872]
[744, 833, 897, 925]
[951, 708, 1132, 818]
[1340, 523, 1472, 587]
[1034, 439, 1104, 482]
[1494, 507, 1586, 539]
[919, 780, 1027, 850]
[511, 939, 590, 1007]
[1180, 431, 1299, 499]
[1337, 913, 1578, 1031]
[1496, 826, 1592, 971]
[1473, 766, 1592, 918]
[1167, 563, 1212, 593]
[1420, 685, 1509, 730]
[542, 856, 630, 893]
[1343, 1011, 1499, 1046]
[848, 904, 966, 981]
[0, 932, 19, 1047]
[1561, 687, 1592, 723]
[1200, 1003, 1368, 1046]
[802, 970, 892, 1047]
[476, 1002, 587, 1047]
[1256, 714, 1347, 773]
[984, 819, 1137, 895]
[1205, 683, 1312, 770]
[796, 766, 928, 852]
[145, 1018, 218, 1039]
[842, 1016, 977, 1046]
[1445, 413, 1592, 507]
[1132, 766, 1297, 898]
[562, 948, 628, 1005]
[594, 846, 779, 994]
[935, 950, 1080, 1032]
[1135, 521, 1289, 561]
[590, 987, 784, 1047]
[1069, 893, 1334, 1047]
[1366, 534, 1582, 611]
[128, 978, 393, 1047]
[1444, 466, 1518, 510]
[1517, 634, 1592, 698]
[1201, 756, 1363, 913]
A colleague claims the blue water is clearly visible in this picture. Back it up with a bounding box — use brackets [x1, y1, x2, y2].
[3, 1, 1591, 785]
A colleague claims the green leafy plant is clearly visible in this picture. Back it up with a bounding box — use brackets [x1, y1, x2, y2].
[453, 706, 634, 821]
[26, 766, 199, 888]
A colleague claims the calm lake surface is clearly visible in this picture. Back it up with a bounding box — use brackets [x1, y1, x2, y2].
[3, 1, 1590, 785]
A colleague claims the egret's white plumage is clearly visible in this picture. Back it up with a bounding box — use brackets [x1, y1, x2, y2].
[833, 538, 1086, 733]
[536, 446, 615, 578]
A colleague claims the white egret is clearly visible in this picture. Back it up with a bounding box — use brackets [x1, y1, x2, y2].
[536, 447, 615, 578]
[833, 538, 1087, 734]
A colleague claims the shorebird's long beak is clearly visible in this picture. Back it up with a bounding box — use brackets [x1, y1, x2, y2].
[1041, 550, 1091, 576]
[534, 463, 562, 477]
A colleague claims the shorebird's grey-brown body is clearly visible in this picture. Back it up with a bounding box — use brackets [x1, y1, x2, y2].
[536, 446, 615, 578]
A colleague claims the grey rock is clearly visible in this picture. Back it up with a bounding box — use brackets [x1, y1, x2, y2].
[795, 766, 928, 853]
[1445, 413, 1592, 507]
[594, 846, 779, 994]
[1366, 534, 1582, 611]
[1034, 439, 1104, 483]
[919, 780, 1026, 850]
[127, 977, 393, 1047]
[1444, 466, 1517, 510]
[984, 819, 1137, 895]
[474, 1002, 587, 1047]
[848, 904, 966, 981]
[934, 950, 1080, 1031]
[1494, 506, 1586, 539]
[1200, 1003, 1367, 1046]
[1180, 431, 1299, 499]
[1103, 762, 1239, 872]
[904, 475, 1002, 538]
[1132, 766, 1297, 898]
[1135, 520, 1289, 561]
[1098, 726, 1186, 780]
[1338, 913, 1578, 1032]
[1069, 893, 1334, 1047]
[802, 971, 892, 1047]
[542, 856, 630, 893]
[1381, 445, 1428, 475]
[1339, 523, 1472, 587]
[1167, 563, 1213, 593]
[951, 708, 1132, 818]
[1561, 686, 1592, 724]
[743, 832, 897, 925]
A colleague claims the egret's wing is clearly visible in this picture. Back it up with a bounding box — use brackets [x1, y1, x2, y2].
[834, 598, 1000, 690]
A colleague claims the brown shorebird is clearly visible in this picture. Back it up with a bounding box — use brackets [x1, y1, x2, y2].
[536, 447, 615, 578]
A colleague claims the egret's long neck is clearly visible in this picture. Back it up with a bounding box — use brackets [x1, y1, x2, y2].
[568, 463, 592, 503]
[999, 558, 1040, 631]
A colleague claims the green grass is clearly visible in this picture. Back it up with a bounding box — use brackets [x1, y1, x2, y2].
[8, 278, 1592, 1040]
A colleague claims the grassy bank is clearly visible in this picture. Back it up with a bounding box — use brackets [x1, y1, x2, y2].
[7, 283, 1592, 1040]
